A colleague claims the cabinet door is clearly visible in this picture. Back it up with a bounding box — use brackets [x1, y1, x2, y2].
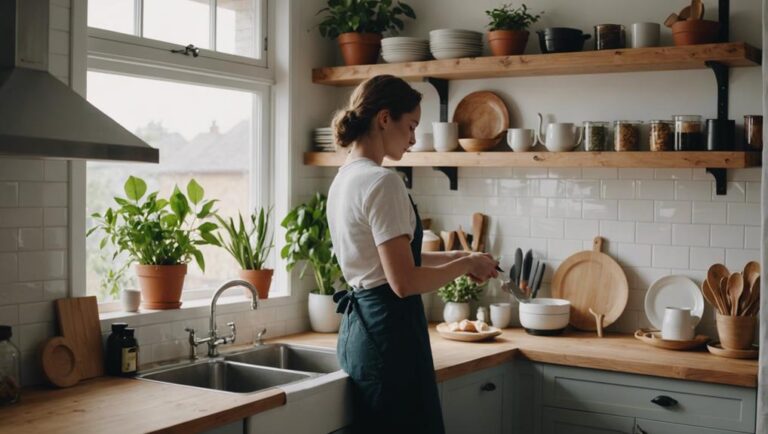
[635, 418, 748, 434]
[542, 407, 635, 434]
[442, 370, 504, 434]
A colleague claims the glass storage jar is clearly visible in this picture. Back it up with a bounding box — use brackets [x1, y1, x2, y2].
[614, 121, 642, 151]
[0, 326, 20, 406]
[744, 115, 763, 151]
[649, 120, 673, 151]
[583, 121, 610, 151]
[674, 115, 703, 151]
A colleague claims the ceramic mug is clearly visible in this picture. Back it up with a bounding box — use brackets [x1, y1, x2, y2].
[411, 132, 434, 152]
[121, 289, 141, 313]
[490, 303, 512, 328]
[631, 22, 660, 48]
[432, 122, 459, 152]
[507, 128, 536, 152]
[661, 307, 699, 341]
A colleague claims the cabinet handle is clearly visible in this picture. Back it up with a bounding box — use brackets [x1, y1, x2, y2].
[651, 395, 678, 407]
[480, 382, 496, 392]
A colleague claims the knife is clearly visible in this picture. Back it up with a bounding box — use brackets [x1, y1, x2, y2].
[521, 250, 533, 291]
[531, 262, 546, 299]
[514, 248, 523, 288]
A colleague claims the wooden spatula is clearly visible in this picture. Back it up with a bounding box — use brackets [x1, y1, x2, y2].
[727, 272, 744, 316]
[471, 213, 485, 252]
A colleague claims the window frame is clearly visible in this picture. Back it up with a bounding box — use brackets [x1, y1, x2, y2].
[73, 0, 277, 306]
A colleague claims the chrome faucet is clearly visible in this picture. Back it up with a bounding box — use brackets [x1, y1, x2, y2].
[185, 279, 259, 358]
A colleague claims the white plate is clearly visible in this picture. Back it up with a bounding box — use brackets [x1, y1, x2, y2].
[644, 275, 705, 330]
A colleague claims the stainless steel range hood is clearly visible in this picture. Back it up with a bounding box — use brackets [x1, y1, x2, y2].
[0, 0, 158, 163]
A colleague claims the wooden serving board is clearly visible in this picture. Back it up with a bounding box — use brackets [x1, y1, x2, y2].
[55, 297, 104, 379]
[634, 329, 709, 351]
[552, 237, 628, 331]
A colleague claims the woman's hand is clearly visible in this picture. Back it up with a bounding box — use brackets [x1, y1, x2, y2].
[465, 253, 499, 283]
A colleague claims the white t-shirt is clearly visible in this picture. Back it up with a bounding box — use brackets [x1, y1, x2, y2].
[327, 158, 416, 290]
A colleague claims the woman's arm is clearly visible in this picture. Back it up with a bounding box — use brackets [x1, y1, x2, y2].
[420, 250, 469, 267]
[377, 235, 499, 298]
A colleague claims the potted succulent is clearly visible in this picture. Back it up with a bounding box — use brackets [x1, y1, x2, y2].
[88, 176, 219, 310]
[485, 3, 543, 56]
[214, 207, 274, 299]
[437, 275, 484, 323]
[317, 0, 416, 66]
[281, 193, 347, 332]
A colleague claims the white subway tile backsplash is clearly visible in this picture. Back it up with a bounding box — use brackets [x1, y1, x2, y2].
[727, 203, 760, 225]
[0, 253, 18, 283]
[617, 243, 651, 267]
[618, 168, 654, 179]
[19, 183, 44, 207]
[498, 179, 529, 197]
[625, 267, 671, 291]
[0, 282, 43, 305]
[565, 180, 600, 199]
[18, 301, 54, 324]
[0, 229, 17, 251]
[599, 221, 635, 243]
[581, 168, 617, 180]
[44, 161, 68, 182]
[746, 182, 760, 203]
[512, 168, 548, 179]
[601, 180, 635, 200]
[690, 247, 725, 271]
[548, 239, 583, 261]
[18, 228, 42, 251]
[691, 168, 712, 181]
[730, 168, 762, 182]
[547, 199, 581, 218]
[709, 225, 744, 248]
[531, 218, 563, 239]
[19, 322, 54, 352]
[43, 208, 67, 226]
[564, 219, 598, 240]
[458, 178, 496, 196]
[18, 251, 66, 281]
[635, 223, 671, 245]
[654, 201, 691, 223]
[498, 217, 531, 237]
[582, 200, 617, 220]
[712, 182, 746, 202]
[43, 280, 67, 300]
[44, 228, 67, 249]
[654, 168, 692, 180]
[671, 224, 709, 247]
[675, 181, 711, 201]
[532, 179, 565, 198]
[725, 249, 760, 270]
[548, 168, 581, 179]
[0, 208, 43, 227]
[486, 196, 515, 216]
[0, 183, 18, 207]
[652, 245, 689, 269]
[0, 305, 18, 325]
[513, 198, 548, 217]
[618, 200, 653, 222]
[692, 201, 726, 224]
[744, 226, 761, 249]
[0, 160, 44, 181]
[636, 180, 674, 200]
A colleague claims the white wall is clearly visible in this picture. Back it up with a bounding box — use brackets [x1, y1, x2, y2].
[305, 0, 764, 337]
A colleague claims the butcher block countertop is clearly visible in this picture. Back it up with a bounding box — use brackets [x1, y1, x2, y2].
[0, 324, 757, 434]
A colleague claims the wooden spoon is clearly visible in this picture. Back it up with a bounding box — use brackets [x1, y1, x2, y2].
[471, 213, 485, 252]
[719, 275, 731, 314]
[744, 276, 761, 316]
[707, 264, 729, 305]
[744, 261, 760, 289]
[664, 13, 680, 28]
[457, 227, 471, 252]
[690, 0, 705, 20]
[701, 280, 724, 315]
[727, 272, 744, 316]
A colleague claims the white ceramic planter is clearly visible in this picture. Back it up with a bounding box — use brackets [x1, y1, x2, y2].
[442, 301, 470, 323]
[308, 292, 341, 333]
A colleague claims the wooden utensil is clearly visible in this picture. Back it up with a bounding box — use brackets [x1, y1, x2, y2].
[41, 336, 81, 388]
[457, 227, 471, 252]
[743, 261, 760, 290]
[55, 296, 104, 379]
[452, 91, 510, 144]
[691, 0, 705, 20]
[441, 231, 456, 251]
[744, 276, 761, 316]
[664, 13, 680, 27]
[707, 263, 729, 297]
[471, 213, 485, 252]
[589, 308, 605, 338]
[634, 329, 709, 351]
[552, 237, 629, 331]
[701, 280, 725, 315]
[726, 272, 744, 316]
[678, 5, 692, 20]
[719, 275, 731, 313]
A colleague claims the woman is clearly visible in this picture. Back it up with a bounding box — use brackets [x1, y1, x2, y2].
[327, 75, 500, 434]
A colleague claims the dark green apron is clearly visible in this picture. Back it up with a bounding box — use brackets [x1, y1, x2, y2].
[333, 197, 445, 434]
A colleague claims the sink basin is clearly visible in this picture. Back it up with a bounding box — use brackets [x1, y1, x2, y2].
[225, 344, 340, 374]
[138, 360, 314, 393]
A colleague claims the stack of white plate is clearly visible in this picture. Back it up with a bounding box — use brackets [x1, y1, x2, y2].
[313, 127, 335, 152]
[381, 37, 430, 63]
[429, 29, 483, 60]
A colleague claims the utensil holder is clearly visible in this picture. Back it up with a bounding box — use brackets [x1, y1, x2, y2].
[716, 313, 756, 350]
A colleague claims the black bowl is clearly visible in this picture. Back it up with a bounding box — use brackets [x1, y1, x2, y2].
[537, 28, 591, 53]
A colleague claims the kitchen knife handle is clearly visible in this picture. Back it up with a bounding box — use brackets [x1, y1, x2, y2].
[651, 395, 678, 407]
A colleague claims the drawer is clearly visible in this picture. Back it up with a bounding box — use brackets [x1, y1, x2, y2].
[635, 418, 749, 434]
[540, 364, 756, 433]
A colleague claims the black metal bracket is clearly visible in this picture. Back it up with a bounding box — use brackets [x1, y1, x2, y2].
[705, 61, 729, 122]
[394, 167, 413, 189]
[425, 77, 449, 122]
[706, 168, 727, 195]
[434, 167, 458, 190]
[718, 0, 730, 43]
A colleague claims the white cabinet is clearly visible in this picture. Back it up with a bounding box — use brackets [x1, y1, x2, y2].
[439, 364, 513, 434]
[542, 407, 635, 434]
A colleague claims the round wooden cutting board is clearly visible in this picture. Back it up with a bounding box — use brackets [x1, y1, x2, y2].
[452, 91, 509, 141]
[551, 237, 628, 331]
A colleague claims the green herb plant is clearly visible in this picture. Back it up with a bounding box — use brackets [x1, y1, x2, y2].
[281, 193, 346, 295]
[318, 0, 416, 39]
[87, 176, 219, 271]
[215, 207, 274, 270]
[485, 3, 543, 31]
[437, 275, 484, 303]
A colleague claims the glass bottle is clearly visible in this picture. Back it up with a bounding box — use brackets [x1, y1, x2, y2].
[583, 121, 610, 151]
[106, 323, 128, 376]
[0, 326, 20, 405]
[120, 328, 139, 377]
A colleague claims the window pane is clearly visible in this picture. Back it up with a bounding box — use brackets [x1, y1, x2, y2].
[86, 71, 256, 301]
[143, 0, 211, 49]
[217, 0, 261, 59]
[88, 0, 135, 34]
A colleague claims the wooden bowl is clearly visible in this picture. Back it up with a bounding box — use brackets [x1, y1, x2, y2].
[671, 19, 719, 46]
[458, 138, 498, 152]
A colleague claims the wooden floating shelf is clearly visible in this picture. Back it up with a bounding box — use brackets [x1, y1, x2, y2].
[312, 42, 761, 85]
[304, 151, 761, 169]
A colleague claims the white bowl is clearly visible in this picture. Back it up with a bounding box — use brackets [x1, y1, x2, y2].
[519, 298, 570, 335]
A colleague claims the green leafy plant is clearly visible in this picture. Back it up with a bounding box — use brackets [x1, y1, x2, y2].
[215, 207, 274, 270]
[437, 275, 484, 303]
[87, 176, 219, 271]
[485, 3, 543, 31]
[317, 0, 416, 39]
[280, 193, 346, 295]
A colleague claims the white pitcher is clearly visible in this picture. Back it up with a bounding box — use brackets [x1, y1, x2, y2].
[661, 307, 699, 341]
[537, 113, 583, 152]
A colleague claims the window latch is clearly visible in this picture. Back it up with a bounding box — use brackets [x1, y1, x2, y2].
[171, 44, 200, 58]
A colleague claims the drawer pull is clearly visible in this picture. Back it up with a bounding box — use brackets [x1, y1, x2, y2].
[480, 382, 496, 392]
[651, 395, 678, 407]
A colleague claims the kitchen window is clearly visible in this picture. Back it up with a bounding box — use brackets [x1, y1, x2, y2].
[84, 1, 273, 304]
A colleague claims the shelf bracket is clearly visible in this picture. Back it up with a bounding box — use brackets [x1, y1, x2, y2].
[425, 77, 449, 122]
[433, 166, 458, 190]
[705, 61, 729, 122]
[718, 0, 730, 43]
[395, 167, 413, 189]
[706, 168, 727, 195]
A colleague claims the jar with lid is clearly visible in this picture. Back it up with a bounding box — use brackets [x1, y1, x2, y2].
[583, 121, 610, 151]
[614, 121, 642, 151]
[674, 115, 703, 151]
[0, 326, 20, 405]
[649, 120, 673, 151]
[744, 115, 763, 151]
[594, 24, 626, 50]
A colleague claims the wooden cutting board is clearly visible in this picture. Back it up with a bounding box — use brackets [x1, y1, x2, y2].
[552, 237, 628, 331]
[55, 296, 104, 379]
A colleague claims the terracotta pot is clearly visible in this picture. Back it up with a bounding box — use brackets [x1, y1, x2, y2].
[716, 313, 756, 350]
[135, 264, 187, 310]
[488, 30, 529, 56]
[238, 269, 274, 299]
[671, 19, 719, 46]
[337, 32, 382, 66]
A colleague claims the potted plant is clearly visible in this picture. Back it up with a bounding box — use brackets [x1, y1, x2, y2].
[214, 207, 275, 299]
[437, 275, 484, 323]
[88, 176, 219, 310]
[281, 193, 347, 332]
[485, 3, 543, 56]
[317, 0, 416, 66]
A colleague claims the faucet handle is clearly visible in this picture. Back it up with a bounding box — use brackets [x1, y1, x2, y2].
[255, 327, 267, 345]
[225, 321, 236, 344]
[185, 327, 199, 359]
